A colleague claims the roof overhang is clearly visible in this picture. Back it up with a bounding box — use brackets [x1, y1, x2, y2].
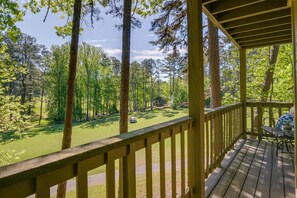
[202, 0, 293, 49]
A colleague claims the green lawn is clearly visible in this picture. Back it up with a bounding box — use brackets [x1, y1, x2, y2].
[0, 108, 188, 165]
[58, 171, 181, 198]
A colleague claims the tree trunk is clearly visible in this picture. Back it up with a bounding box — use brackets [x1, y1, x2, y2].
[136, 85, 139, 111]
[208, 19, 221, 108]
[132, 81, 137, 111]
[119, 0, 132, 197]
[142, 68, 146, 111]
[208, 19, 221, 159]
[261, 45, 280, 101]
[254, 45, 279, 131]
[119, 0, 132, 134]
[150, 76, 154, 111]
[56, 0, 82, 197]
[28, 72, 33, 115]
[39, 85, 44, 126]
[21, 74, 26, 106]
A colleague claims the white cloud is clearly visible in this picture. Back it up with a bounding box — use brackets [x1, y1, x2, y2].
[132, 55, 165, 61]
[130, 48, 165, 61]
[94, 44, 102, 47]
[89, 39, 107, 43]
[105, 48, 122, 56]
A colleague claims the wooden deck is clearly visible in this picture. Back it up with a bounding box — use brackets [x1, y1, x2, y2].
[205, 138, 295, 198]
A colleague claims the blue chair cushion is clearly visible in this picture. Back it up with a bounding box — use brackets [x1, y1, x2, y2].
[275, 113, 294, 129]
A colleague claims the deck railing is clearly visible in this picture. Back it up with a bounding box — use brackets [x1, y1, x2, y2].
[204, 103, 243, 177]
[246, 102, 293, 136]
[0, 103, 246, 197]
[0, 117, 193, 198]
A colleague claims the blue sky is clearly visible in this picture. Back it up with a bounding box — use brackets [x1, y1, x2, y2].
[17, 8, 169, 61]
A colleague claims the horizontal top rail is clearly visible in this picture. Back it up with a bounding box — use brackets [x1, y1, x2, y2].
[0, 116, 193, 187]
[246, 101, 293, 107]
[205, 102, 242, 116]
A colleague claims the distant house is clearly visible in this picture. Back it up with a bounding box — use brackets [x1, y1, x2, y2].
[154, 96, 167, 107]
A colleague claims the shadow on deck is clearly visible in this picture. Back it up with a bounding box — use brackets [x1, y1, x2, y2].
[205, 138, 295, 198]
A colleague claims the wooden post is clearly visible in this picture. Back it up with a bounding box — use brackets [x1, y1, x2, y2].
[186, 0, 205, 197]
[240, 49, 247, 138]
[291, 0, 297, 195]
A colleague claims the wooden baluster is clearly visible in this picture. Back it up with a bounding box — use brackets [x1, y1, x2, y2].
[220, 112, 224, 157]
[251, 105, 254, 133]
[214, 113, 219, 166]
[36, 175, 50, 198]
[146, 137, 153, 198]
[171, 127, 178, 198]
[220, 112, 224, 156]
[77, 162, 88, 198]
[210, 115, 214, 169]
[229, 110, 232, 149]
[258, 105, 263, 137]
[181, 125, 186, 196]
[269, 104, 273, 127]
[205, 116, 210, 176]
[278, 106, 282, 118]
[187, 122, 193, 196]
[223, 111, 227, 153]
[160, 132, 166, 198]
[240, 107, 242, 136]
[106, 152, 115, 198]
[128, 144, 136, 198]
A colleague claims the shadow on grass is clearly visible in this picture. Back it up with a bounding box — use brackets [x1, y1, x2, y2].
[132, 111, 157, 120]
[0, 131, 25, 143]
[162, 109, 180, 117]
[80, 114, 120, 129]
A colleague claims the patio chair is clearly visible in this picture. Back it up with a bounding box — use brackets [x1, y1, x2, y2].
[260, 125, 294, 156]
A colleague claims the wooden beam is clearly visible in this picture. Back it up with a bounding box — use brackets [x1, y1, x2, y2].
[241, 37, 291, 46]
[229, 17, 291, 35]
[233, 24, 291, 39]
[187, 0, 205, 197]
[224, 8, 291, 29]
[211, 0, 264, 15]
[202, 0, 218, 5]
[203, 7, 241, 48]
[240, 35, 291, 46]
[291, 0, 297, 194]
[237, 32, 292, 43]
[218, 0, 288, 23]
[241, 39, 291, 49]
[240, 49, 247, 138]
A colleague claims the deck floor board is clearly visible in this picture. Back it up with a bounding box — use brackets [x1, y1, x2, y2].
[206, 139, 295, 198]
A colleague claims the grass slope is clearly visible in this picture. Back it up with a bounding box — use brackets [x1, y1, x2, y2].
[0, 109, 188, 164]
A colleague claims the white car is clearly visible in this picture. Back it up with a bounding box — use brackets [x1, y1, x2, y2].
[129, 117, 137, 123]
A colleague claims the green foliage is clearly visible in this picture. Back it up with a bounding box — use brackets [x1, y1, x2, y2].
[0, 0, 24, 41]
[272, 44, 293, 102]
[24, 0, 101, 37]
[46, 43, 120, 122]
[47, 44, 69, 121]
[0, 44, 30, 137]
[149, 0, 187, 52]
[221, 43, 293, 104]
[0, 44, 29, 164]
[0, 149, 25, 166]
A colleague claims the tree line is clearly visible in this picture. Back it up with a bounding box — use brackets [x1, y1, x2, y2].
[1, 33, 189, 125]
[2, 31, 293, 126]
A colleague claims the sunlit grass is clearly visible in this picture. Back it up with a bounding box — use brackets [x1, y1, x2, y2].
[0, 108, 188, 164]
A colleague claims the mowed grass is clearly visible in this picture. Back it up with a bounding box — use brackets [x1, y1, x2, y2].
[54, 170, 183, 198]
[0, 108, 188, 164]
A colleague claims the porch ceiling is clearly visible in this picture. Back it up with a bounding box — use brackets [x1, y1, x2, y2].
[202, 0, 293, 49]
